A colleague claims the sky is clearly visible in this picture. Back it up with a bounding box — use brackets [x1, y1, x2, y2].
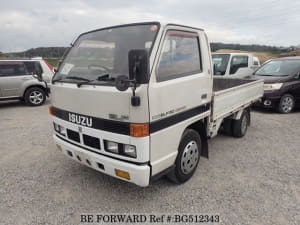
[1, 0, 300, 52]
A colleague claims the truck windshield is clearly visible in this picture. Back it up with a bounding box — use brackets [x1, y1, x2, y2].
[212, 54, 230, 75]
[53, 23, 159, 84]
[255, 59, 300, 76]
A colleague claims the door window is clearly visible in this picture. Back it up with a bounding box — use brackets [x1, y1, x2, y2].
[212, 54, 230, 75]
[24, 61, 43, 75]
[156, 30, 202, 82]
[229, 56, 248, 74]
[0, 62, 28, 76]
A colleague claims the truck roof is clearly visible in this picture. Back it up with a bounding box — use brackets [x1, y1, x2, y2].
[79, 21, 204, 38]
[162, 22, 204, 31]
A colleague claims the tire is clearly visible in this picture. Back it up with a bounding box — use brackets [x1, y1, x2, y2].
[167, 129, 201, 184]
[221, 118, 233, 136]
[277, 94, 295, 114]
[24, 87, 46, 106]
[232, 110, 250, 138]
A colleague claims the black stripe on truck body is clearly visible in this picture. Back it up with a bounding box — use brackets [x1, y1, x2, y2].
[53, 107, 130, 135]
[150, 104, 210, 133]
[52, 104, 210, 135]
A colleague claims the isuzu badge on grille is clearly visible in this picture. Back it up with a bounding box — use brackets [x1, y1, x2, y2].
[68, 113, 92, 127]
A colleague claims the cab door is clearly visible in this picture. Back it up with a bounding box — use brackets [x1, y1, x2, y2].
[148, 27, 212, 175]
[228, 55, 251, 78]
[0, 62, 29, 98]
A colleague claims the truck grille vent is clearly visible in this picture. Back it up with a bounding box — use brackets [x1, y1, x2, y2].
[83, 134, 100, 150]
[67, 129, 80, 143]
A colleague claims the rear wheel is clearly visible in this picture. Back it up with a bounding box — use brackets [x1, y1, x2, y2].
[167, 129, 201, 184]
[232, 110, 250, 138]
[277, 94, 295, 114]
[24, 87, 46, 106]
[221, 118, 233, 136]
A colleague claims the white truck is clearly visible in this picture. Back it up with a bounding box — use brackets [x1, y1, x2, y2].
[50, 22, 263, 187]
[212, 53, 260, 78]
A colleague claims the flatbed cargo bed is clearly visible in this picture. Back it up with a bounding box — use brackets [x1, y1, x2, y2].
[211, 78, 264, 121]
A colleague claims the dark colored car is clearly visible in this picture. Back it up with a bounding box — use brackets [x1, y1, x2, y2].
[253, 57, 300, 113]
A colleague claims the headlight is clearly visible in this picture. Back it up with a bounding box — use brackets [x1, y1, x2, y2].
[123, 144, 136, 158]
[59, 126, 66, 136]
[264, 83, 283, 91]
[105, 141, 119, 154]
[104, 140, 137, 158]
[53, 122, 66, 136]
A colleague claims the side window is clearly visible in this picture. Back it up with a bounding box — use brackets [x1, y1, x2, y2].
[156, 30, 202, 82]
[24, 61, 43, 75]
[229, 56, 249, 74]
[0, 63, 28, 77]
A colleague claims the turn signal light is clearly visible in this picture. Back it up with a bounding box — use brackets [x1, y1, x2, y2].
[115, 169, 131, 180]
[49, 105, 54, 115]
[130, 123, 149, 137]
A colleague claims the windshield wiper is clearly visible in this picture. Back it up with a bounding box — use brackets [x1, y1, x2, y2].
[77, 73, 115, 87]
[52, 76, 90, 84]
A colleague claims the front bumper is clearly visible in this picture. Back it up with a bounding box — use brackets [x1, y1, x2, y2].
[253, 91, 281, 108]
[54, 135, 150, 187]
[253, 99, 275, 108]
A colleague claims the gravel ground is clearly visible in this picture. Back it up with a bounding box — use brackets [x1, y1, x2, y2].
[0, 100, 299, 225]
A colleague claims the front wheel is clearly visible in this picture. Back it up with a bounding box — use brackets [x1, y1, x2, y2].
[24, 87, 46, 106]
[277, 94, 295, 114]
[167, 129, 201, 184]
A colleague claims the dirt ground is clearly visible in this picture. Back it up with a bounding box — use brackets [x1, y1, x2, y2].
[0, 100, 299, 225]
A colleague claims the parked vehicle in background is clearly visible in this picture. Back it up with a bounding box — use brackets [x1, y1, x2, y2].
[212, 53, 260, 78]
[50, 22, 263, 187]
[253, 56, 300, 113]
[0, 58, 54, 106]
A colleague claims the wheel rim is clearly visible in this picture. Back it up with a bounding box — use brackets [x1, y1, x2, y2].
[241, 114, 248, 135]
[29, 91, 44, 105]
[180, 141, 199, 174]
[281, 96, 293, 113]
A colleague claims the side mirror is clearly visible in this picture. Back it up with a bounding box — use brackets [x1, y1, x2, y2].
[36, 69, 42, 77]
[33, 69, 43, 82]
[128, 49, 149, 84]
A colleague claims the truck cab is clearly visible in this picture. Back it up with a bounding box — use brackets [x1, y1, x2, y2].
[50, 22, 263, 186]
[212, 53, 260, 78]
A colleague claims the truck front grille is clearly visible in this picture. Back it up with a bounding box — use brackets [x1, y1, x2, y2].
[67, 129, 80, 143]
[83, 134, 100, 150]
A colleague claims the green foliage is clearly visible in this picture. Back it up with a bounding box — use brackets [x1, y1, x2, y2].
[44, 58, 61, 67]
[5, 47, 69, 58]
[0, 43, 295, 61]
[210, 43, 292, 54]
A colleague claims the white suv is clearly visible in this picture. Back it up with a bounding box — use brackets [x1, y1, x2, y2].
[0, 57, 54, 106]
